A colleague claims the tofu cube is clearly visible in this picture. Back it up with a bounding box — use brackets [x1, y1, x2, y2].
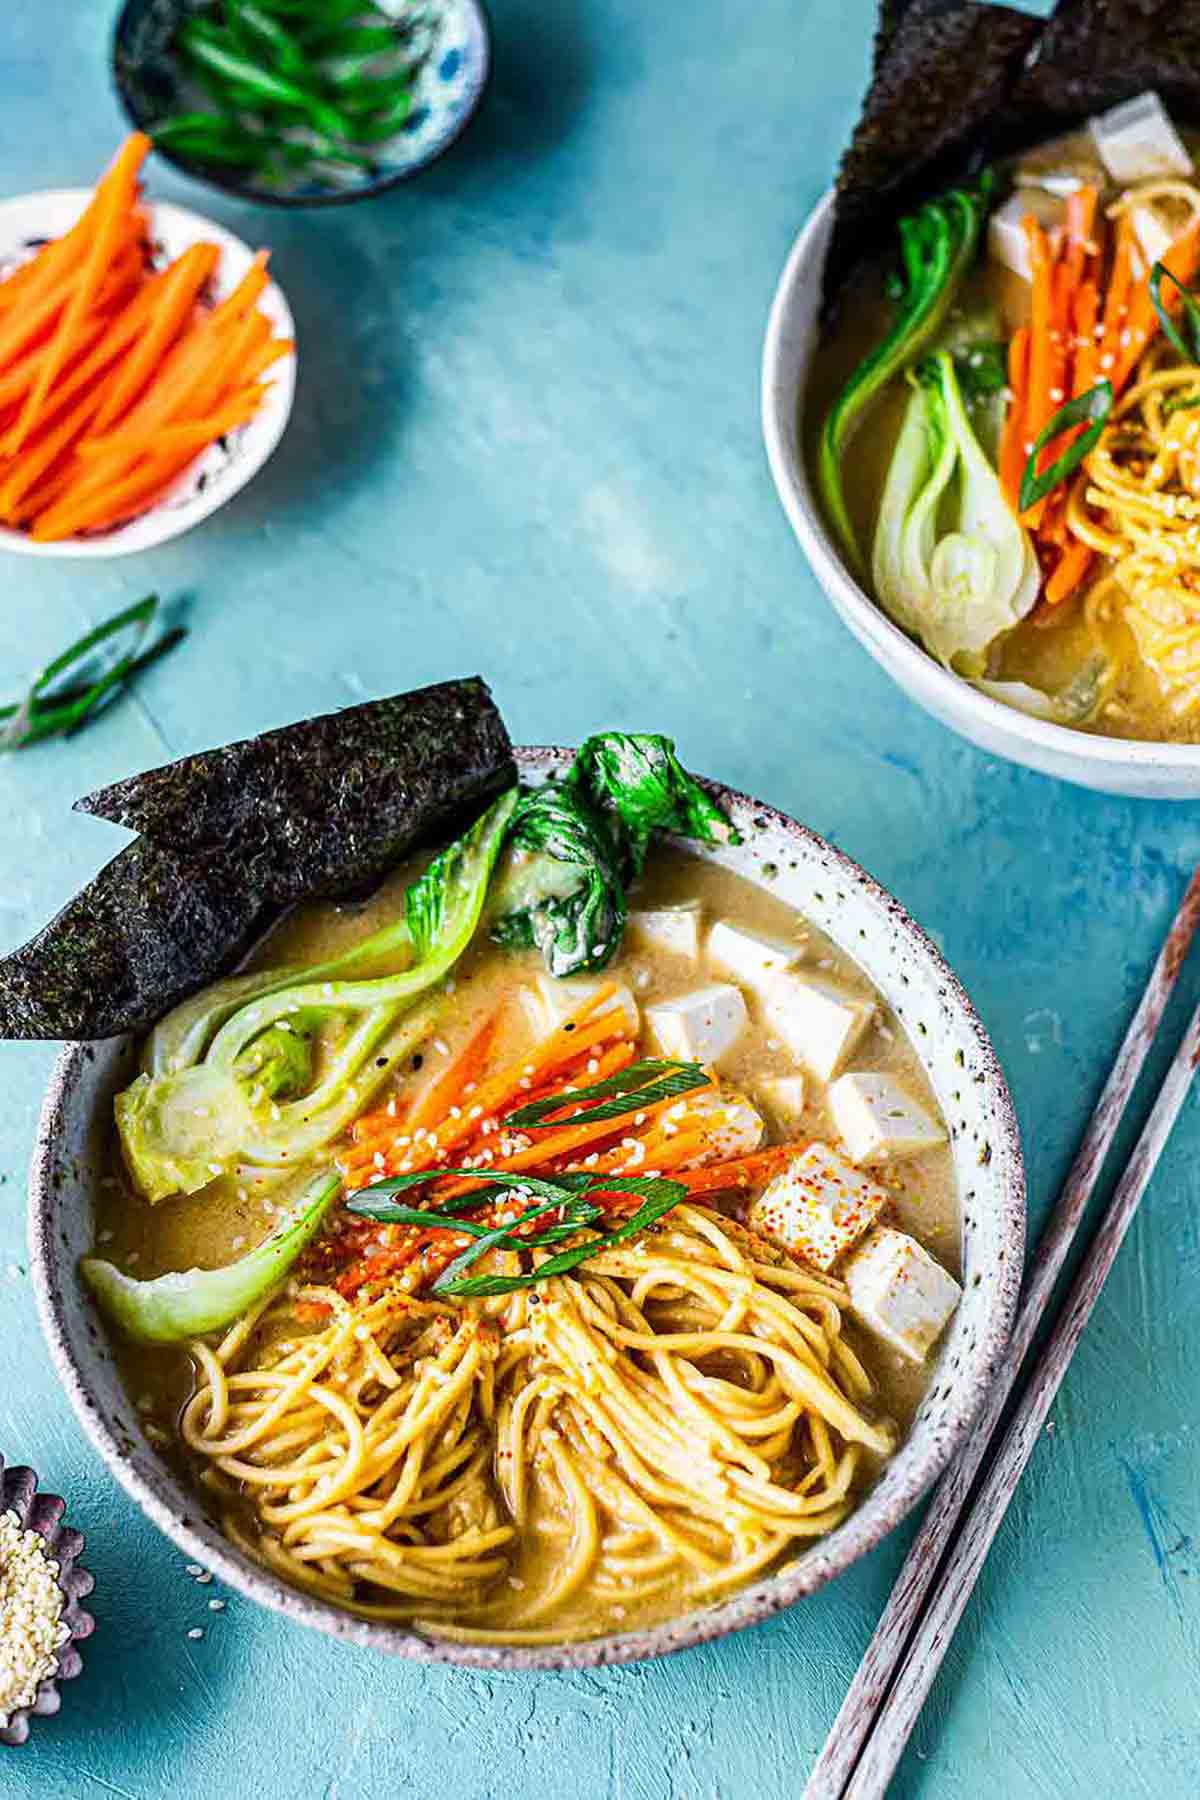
[522, 974, 639, 1039]
[645, 983, 748, 1068]
[762, 973, 874, 1082]
[707, 919, 804, 992]
[747, 1143, 888, 1272]
[757, 1073, 807, 1128]
[828, 1072, 946, 1165]
[1129, 201, 1174, 269]
[987, 188, 1062, 282]
[844, 1228, 962, 1364]
[627, 904, 701, 962]
[684, 1088, 764, 1160]
[1091, 92, 1193, 185]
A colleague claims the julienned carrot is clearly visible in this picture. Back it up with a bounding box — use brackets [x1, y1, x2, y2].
[1112, 212, 1200, 393]
[7, 134, 150, 454]
[1044, 536, 1094, 608]
[1097, 214, 1135, 385]
[1021, 217, 1058, 529]
[91, 241, 219, 431]
[30, 442, 202, 541]
[999, 326, 1029, 511]
[0, 384, 107, 517]
[407, 1011, 502, 1134]
[675, 1144, 809, 1195]
[1063, 186, 1098, 287]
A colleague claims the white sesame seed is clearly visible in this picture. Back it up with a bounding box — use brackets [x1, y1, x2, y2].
[187, 1628, 204, 1641]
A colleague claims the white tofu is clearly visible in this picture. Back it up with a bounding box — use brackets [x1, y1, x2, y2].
[683, 1088, 764, 1160]
[987, 188, 1063, 282]
[627, 904, 701, 962]
[645, 983, 748, 1068]
[843, 1228, 962, 1364]
[828, 1072, 947, 1166]
[747, 1143, 888, 1273]
[707, 919, 804, 992]
[757, 1073, 807, 1128]
[1129, 201, 1174, 269]
[521, 974, 639, 1039]
[762, 973, 874, 1083]
[1091, 92, 1193, 185]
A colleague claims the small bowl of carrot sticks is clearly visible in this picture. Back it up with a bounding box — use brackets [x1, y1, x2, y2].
[113, 0, 491, 207]
[0, 133, 295, 556]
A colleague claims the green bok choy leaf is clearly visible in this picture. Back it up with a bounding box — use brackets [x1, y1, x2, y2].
[818, 173, 994, 573]
[82, 1168, 340, 1344]
[871, 351, 1039, 674]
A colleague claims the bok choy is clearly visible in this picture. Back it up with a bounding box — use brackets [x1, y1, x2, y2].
[82, 1169, 340, 1343]
[116, 788, 518, 1203]
[818, 173, 994, 572]
[490, 732, 738, 977]
[871, 351, 1039, 673]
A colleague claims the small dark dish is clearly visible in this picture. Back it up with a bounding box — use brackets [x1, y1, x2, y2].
[113, 0, 491, 208]
[0, 1456, 95, 1747]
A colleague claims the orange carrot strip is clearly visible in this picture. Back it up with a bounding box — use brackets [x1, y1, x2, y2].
[1044, 536, 1094, 608]
[30, 434, 208, 540]
[1112, 213, 1200, 393]
[91, 241, 219, 431]
[1021, 217, 1058, 529]
[999, 326, 1030, 511]
[1097, 214, 1135, 382]
[7, 133, 150, 453]
[407, 1011, 502, 1134]
[350, 985, 619, 1150]
[674, 1144, 809, 1195]
[1063, 185, 1098, 288]
[0, 383, 107, 517]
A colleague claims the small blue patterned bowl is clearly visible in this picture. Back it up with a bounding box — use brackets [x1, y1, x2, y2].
[112, 0, 491, 207]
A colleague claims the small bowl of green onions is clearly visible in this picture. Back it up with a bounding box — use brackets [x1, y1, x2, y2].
[113, 0, 491, 206]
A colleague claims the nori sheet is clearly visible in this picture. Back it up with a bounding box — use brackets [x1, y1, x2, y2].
[0, 840, 277, 1041]
[0, 677, 515, 1040]
[826, 0, 1200, 308]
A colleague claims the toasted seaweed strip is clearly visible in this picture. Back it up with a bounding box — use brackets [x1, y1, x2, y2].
[825, 0, 1040, 309]
[0, 678, 515, 1041]
[0, 841, 277, 1040]
[75, 678, 516, 903]
[1007, 0, 1200, 152]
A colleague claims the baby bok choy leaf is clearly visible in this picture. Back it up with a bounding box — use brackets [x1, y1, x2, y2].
[115, 790, 518, 1203]
[489, 733, 738, 979]
[818, 173, 994, 573]
[82, 1169, 340, 1344]
[872, 351, 1039, 674]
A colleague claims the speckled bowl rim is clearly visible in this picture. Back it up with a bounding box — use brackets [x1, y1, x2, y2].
[28, 748, 1024, 1670]
[762, 187, 1200, 788]
[112, 0, 493, 209]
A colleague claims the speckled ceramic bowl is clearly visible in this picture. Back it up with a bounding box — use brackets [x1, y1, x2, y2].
[0, 1455, 95, 1746]
[762, 190, 1200, 800]
[114, 0, 491, 207]
[28, 748, 1024, 1669]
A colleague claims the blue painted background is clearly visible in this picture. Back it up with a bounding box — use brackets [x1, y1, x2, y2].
[2, 2, 1198, 1795]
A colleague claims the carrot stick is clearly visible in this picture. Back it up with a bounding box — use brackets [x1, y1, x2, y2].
[1063, 186, 1098, 288]
[7, 133, 150, 454]
[0, 383, 107, 517]
[1112, 212, 1200, 392]
[30, 434, 209, 540]
[91, 241, 219, 431]
[1043, 537, 1094, 608]
[407, 1011, 501, 1134]
[674, 1144, 809, 1195]
[1097, 214, 1135, 385]
[1021, 218, 1059, 529]
[999, 326, 1030, 511]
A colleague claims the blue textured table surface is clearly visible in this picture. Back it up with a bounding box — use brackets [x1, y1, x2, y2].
[2, 2, 1199, 1796]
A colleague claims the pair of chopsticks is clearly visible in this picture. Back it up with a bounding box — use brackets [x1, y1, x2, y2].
[806, 868, 1200, 1800]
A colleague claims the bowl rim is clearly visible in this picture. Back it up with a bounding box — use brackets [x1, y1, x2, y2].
[0, 189, 295, 558]
[111, 0, 493, 210]
[761, 186, 1200, 776]
[27, 746, 1025, 1670]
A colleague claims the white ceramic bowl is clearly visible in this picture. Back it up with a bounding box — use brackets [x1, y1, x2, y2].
[0, 191, 295, 559]
[29, 750, 1025, 1669]
[762, 190, 1200, 800]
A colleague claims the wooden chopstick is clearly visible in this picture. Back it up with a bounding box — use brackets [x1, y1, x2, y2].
[844, 994, 1200, 1796]
[805, 869, 1200, 1800]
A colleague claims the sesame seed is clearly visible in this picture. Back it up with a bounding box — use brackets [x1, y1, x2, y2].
[187, 1628, 204, 1641]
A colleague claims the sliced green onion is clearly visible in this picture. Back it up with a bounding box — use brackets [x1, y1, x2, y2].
[1019, 381, 1113, 512]
[506, 1058, 707, 1130]
[1149, 262, 1200, 365]
[0, 596, 186, 752]
[439, 1177, 687, 1297]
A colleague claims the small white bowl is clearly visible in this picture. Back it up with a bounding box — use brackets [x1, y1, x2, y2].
[0, 190, 295, 559]
[762, 190, 1200, 800]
